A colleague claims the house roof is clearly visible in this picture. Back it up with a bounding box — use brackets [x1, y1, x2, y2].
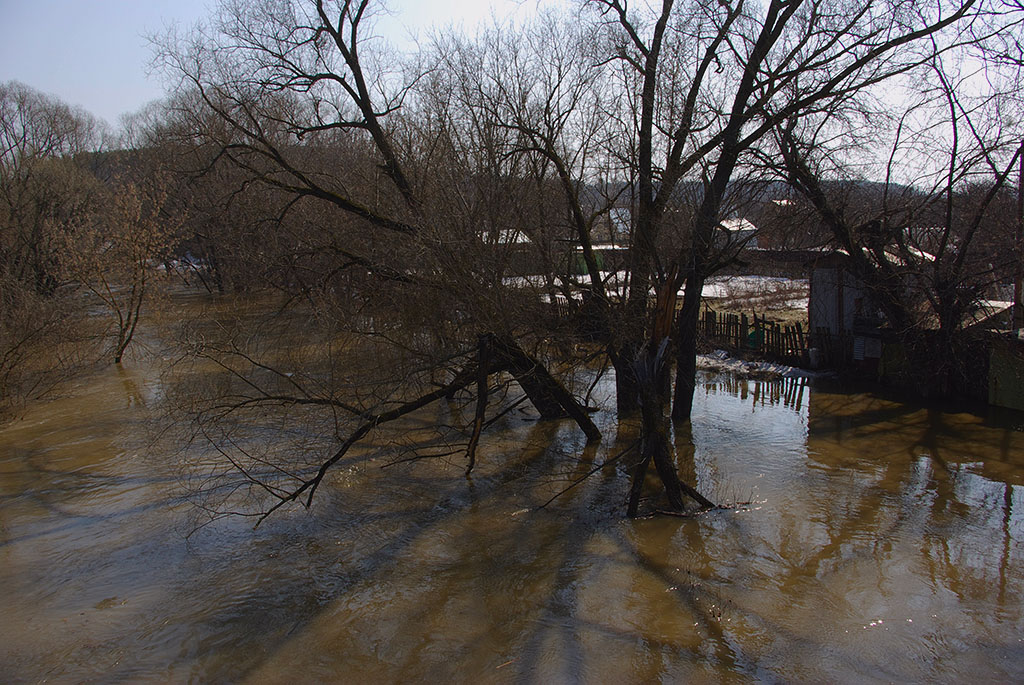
[718, 217, 757, 233]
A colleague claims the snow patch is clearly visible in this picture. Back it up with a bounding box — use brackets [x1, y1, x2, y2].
[698, 349, 824, 379]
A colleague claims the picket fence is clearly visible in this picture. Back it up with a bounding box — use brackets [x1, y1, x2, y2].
[699, 308, 807, 365]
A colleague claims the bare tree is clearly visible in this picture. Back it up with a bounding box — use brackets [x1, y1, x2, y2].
[447, 0, 1000, 505]
[769, 31, 1024, 395]
[151, 0, 1010, 521]
[0, 81, 103, 295]
[61, 176, 180, 363]
[0, 82, 105, 414]
[154, 0, 609, 522]
[578, 0, 993, 419]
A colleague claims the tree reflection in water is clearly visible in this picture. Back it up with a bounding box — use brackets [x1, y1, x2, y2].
[0, 363, 1021, 682]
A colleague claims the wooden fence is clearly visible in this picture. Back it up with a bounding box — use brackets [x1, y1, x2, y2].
[699, 308, 807, 365]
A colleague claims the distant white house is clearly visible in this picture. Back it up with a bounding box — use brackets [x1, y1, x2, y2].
[494, 229, 531, 245]
[715, 217, 758, 249]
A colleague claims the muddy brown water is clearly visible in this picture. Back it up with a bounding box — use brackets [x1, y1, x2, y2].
[1, 297, 1023, 682]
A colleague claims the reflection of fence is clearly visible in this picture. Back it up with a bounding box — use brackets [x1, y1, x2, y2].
[705, 374, 808, 411]
[699, 308, 807, 365]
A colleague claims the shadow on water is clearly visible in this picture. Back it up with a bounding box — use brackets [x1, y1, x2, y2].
[2, 342, 1024, 682]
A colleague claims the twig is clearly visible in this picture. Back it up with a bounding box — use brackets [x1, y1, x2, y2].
[538, 440, 639, 509]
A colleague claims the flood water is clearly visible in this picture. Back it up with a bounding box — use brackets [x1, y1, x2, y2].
[2, 297, 1023, 683]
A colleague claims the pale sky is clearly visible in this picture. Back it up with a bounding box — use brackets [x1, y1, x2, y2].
[0, 0, 534, 127]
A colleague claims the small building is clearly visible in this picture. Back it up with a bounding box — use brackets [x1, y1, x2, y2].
[807, 251, 884, 368]
[989, 335, 1024, 411]
[715, 217, 758, 249]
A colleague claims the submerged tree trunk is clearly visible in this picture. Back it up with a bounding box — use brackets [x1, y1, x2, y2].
[113, 278, 146, 365]
[627, 338, 714, 516]
[614, 342, 642, 415]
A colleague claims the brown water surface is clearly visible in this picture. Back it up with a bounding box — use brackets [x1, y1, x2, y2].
[1, 299, 1023, 682]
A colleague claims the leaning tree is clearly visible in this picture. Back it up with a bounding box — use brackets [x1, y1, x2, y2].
[156, 0, 626, 523]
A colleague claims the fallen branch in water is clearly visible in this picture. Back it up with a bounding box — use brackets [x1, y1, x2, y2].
[247, 336, 602, 526]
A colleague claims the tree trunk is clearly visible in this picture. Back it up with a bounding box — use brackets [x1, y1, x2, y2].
[627, 339, 713, 516]
[491, 336, 602, 442]
[671, 269, 705, 421]
[464, 334, 492, 475]
[614, 342, 642, 415]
